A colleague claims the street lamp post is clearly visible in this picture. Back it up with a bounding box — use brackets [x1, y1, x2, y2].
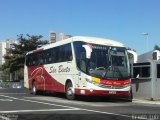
[142, 33, 149, 51]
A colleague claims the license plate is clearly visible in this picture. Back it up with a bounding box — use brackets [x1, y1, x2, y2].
[109, 91, 116, 94]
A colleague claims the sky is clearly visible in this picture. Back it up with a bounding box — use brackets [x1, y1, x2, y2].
[0, 0, 160, 55]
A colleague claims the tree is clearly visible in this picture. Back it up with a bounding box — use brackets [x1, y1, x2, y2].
[2, 34, 48, 80]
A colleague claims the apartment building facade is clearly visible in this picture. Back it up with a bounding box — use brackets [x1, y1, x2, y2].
[0, 39, 17, 66]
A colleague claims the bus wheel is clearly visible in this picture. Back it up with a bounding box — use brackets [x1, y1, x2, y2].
[126, 90, 133, 102]
[31, 82, 38, 95]
[66, 82, 75, 100]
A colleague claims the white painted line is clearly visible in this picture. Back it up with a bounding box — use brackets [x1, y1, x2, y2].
[0, 99, 13, 101]
[0, 95, 78, 109]
[0, 95, 139, 119]
[0, 115, 11, 120]
[80, 108, 130, 117]
[0, 109, 79, 113]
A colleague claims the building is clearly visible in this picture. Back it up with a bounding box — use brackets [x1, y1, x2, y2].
[0, 41, 6, 66]
[0, 39, 17, 66]
[0, 39, 18, 82]
[131, 49, 160, 100]
[59, 33, 72, 41]
[49, 32, 56, 43]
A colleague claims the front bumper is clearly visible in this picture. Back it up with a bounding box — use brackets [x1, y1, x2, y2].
[75, 89, 130, 97]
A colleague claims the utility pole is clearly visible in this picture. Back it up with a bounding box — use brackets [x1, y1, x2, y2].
[142, 33, 149, 51]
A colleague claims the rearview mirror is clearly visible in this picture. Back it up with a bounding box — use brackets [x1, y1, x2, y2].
[82, 44, 92, 59]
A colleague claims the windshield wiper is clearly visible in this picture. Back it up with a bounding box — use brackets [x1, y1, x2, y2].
[103, 65, 124, 80]
[112, 65, 123, 79]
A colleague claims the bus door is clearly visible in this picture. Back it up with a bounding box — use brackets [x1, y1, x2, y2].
[77, 56, 88, 88]
[78, 71, 87, 89]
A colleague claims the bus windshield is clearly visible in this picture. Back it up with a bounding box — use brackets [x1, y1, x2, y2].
[74, 41, 130, 80]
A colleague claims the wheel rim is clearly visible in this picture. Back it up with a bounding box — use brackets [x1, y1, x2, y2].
[67, 87, 73, 96]
[33, 84, 36, 93]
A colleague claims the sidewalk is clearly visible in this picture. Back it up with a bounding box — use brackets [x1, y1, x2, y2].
[0, 88, 29, 94]
[133, 99, 160, 105]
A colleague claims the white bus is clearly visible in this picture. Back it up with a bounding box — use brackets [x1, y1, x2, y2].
[24, 36, 132, 101]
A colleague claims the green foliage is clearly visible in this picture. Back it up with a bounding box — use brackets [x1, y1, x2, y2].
[2, 34, 49, 73]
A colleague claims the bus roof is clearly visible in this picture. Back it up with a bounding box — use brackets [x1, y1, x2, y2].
[71, 36, 124, 47]
[47, 36, 124, 48]
[26, 36, 124, 55]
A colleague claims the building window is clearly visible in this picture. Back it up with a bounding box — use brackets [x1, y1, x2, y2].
[157, 64, 160, 78]
[133, 66, 150, 78]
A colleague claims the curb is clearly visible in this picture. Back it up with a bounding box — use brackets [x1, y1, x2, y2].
[133, 99, 160, 105]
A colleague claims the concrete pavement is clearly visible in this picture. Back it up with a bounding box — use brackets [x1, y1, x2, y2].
[1, 88, 160, 105]
[133, 98, 160, 105]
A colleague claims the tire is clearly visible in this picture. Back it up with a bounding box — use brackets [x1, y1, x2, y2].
[31, 82, 38, 95]
[66, 82, 75, 100]
[126, 90, 133, 102]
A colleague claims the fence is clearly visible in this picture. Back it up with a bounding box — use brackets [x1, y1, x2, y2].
[0, 80, 24, 88]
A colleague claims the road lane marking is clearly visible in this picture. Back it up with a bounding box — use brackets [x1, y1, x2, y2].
[0, 95, 78, 109]
[0, 114, 18, 120]
[0, 109, 80, 113]
[0, 99, 13, 101]
[29, 96, 132, 107]
[0, 95, 144, 119]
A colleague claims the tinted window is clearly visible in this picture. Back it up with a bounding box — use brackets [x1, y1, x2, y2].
[57, 46, 65, 62]
[73, 41, 87, 73]
[157, 64, 160, 78]
[56, 43, 72, 63]
[64, 44, 73, 61]
[133, 66, 150, 78]
[26, 43, 72, 66]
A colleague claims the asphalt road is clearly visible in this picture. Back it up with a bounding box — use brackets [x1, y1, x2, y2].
[0, 88, 160, 120]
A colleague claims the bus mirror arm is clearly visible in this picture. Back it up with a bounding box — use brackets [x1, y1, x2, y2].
[82, 45, 92, 59]
[136, 74, 139, 79]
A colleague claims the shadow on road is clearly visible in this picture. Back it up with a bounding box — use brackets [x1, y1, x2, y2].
[0, 88, 131, 103]
[37, 91, 131, 103]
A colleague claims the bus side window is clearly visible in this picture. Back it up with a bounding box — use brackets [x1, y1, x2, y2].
[26, 55, 30, 66]
[64, 43, 72, 61]
[29, 55, 33, 66]
[38, 51, 44, 65]
[51, 48, 57, 63]
[53, 47, 59, 63]
[48, 49, 52, 63]
[43, 50, 47, 64]
[68, 44, 73, 61]
[32, 54, 36, 66]
[46, 49, 52, 64]
[57, 46, 65, 62]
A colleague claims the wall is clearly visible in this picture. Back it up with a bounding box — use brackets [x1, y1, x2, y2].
[132, 78, 152, 99]
[131, 60, 160, 100]
[152, 61, 160, 100]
